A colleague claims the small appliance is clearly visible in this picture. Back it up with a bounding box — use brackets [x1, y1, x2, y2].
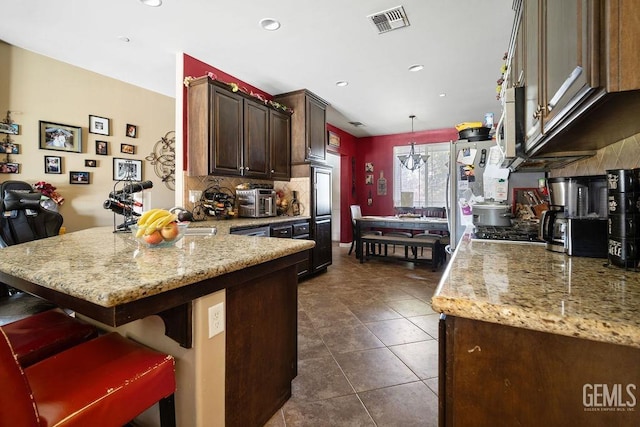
[539, 175, 608, 257]
[236, 189, 276, 218]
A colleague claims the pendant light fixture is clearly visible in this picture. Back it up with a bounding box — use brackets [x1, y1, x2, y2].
[398, 115, 429, 171]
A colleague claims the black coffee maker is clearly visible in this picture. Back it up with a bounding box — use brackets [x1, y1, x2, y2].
[540, 175, 608, 257]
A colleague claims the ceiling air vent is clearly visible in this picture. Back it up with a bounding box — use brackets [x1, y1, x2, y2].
[367, 6, 410, 34]
[349, 121, 365, 127]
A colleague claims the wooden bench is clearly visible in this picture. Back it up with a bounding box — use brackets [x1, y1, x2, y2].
[360, 234, 442, 271]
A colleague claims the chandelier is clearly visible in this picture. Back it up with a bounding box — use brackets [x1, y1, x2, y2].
[398, 115, 429, 171]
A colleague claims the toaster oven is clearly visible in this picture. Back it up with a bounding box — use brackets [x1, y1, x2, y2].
[236, 189, 276, 218]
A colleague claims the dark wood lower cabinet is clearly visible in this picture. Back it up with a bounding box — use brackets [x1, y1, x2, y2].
[440, 316, 640, 426]
[225, 265, 297, 427]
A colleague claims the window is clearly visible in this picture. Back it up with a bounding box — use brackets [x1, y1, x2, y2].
[393, 142, 449, 208]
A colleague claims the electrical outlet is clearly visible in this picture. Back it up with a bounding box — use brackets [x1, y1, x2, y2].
[208, 302, 224, 338]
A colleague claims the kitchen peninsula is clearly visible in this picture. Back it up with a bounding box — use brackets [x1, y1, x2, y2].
[0, 225, 315, 427]
[432, 238, 640, 426]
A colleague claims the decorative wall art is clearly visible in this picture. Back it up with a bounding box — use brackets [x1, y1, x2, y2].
[0, 141, 19, 154]
[377, 172, 387, 196]
[120, 143, 135, 154]
[365, 174, 373, 185]
[365, 162, 374, 172]
[89, 115, 110, 136]
[113, 158, 142, 181]
[44, 156, 62, 174]
[0, 123, 19, 135]
[0, 162, 19, 173]
[39, 121, 82, 153]
[95, 140, 108, 155]
[328, 130, 340, 147]
[70, 171, 90, 184]
[85, 159, 97, 167]
[126, 124, 137, 138]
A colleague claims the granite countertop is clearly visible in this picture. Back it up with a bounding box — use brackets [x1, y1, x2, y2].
[0, 226, 314, 308]
[432, 238, 640, 348]
[193, 216, 311, 234]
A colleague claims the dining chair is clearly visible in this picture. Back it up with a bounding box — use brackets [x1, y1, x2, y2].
[348, 205, 382, 256]
[0, 329, 177, 427]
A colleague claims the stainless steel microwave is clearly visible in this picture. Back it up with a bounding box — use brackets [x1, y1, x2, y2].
[236, 189, 276, 218]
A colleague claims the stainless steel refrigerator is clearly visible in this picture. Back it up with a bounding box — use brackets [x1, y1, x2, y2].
[447, 138, 500, 250]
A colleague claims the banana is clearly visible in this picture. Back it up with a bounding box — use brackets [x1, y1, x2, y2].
[140, 209, 170, 228]
[137, 208, 163, 226]
[156, 213, 178, 229]
[144, 212, 174, 235]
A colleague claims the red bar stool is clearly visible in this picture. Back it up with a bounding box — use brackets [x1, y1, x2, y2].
[0, 330, 176, 427]
[2, 308, 98, 367]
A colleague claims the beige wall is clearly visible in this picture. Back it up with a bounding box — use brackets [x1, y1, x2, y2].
[0, 42, 175, 232]
[550, 132, 640, 177]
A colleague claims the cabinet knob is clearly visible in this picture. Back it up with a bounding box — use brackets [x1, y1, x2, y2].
[270, 169, 275, 173]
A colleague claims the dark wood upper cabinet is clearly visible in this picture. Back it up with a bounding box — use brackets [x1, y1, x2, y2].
[187, 76, 291, 179]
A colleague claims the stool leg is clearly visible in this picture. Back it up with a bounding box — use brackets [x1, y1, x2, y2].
[159, 394, 176, 427]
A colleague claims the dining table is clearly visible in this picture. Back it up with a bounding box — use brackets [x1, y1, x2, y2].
[354, 215, 450, 259]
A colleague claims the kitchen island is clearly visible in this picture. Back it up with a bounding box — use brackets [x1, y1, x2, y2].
[0, 226, 314, 427]
[432, 238, 640, 426]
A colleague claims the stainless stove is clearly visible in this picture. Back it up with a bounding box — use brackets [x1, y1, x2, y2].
[473, 221, 543, 243]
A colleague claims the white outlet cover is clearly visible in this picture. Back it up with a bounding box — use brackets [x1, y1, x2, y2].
[208, 302, 224, 338]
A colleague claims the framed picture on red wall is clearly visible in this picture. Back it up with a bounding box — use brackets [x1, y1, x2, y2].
[328, 130, 340, 147]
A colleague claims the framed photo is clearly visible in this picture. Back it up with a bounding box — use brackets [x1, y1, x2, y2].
[365, 162, 374, 172]
[85, 159, 97, 167]
[95, 140, 108, 155]
[44, 156, 62, 174]
[0, 123, 19, 135]
[39, 121, 82, 153]
[89, 115, 110, 136]
[113, 158, 142, 181]
[70, 171, 90, 184]
[328, 130, 340, 147]
[126, 124, 137, 138]
[0, 162, 19, 174]
[120, 143, 135, 154]
[0, 141, 19, 154]
[365, 174, 374, 185]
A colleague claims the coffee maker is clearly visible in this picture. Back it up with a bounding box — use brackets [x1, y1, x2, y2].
[539, 175, 608, 257]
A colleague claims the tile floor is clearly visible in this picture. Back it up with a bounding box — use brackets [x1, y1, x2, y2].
[265, 243, 444, 426]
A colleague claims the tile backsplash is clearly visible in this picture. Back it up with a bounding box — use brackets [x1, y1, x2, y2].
[550, 132, 640, 177]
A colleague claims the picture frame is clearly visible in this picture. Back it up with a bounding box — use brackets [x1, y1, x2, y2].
[0, 162, 19, 174]
[328, 130, 340, 147]
[0, 123, 19, 135]
[126, 124, 137, 138]
[44, 156, 62, 174]
[39, 121, 82, 153]
[365, 174, 374, 185]
[95, 140, 108, 155]
[113, 158, 142, 181]
[0, 141, 19, 154]
[85, 159, 97, 167]
[70, 171, 90, 184]
[120, 143, 135, 154]
[89, 115, 110, 136]
[365, 162, 374, 172]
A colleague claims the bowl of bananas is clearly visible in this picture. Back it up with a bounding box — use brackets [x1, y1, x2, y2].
[131, 208, 189, 248]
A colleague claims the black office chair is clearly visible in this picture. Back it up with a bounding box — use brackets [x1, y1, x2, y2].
[0, 181, 62, 321]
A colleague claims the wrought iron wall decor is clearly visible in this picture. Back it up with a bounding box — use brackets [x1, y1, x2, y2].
[146, 131, 175, 190]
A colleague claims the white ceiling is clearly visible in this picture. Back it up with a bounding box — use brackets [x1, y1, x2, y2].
[0, 0, 515, 138]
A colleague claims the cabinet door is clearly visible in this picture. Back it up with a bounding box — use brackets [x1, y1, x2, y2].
[306, 96, 327, 162]
[212, 88, 243, 176]
[269, 110, 291, 180]
[542, 0, 596, 132]
[244, 100, 270, 179]
[522, 0, 542, 150]
[313, 166, 332, 217]
[312, 217, 332, 272]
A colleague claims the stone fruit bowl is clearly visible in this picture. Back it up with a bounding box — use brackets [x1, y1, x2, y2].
[130, 222, 189, 248]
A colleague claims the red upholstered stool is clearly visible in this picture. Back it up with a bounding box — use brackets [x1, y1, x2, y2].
[0, 330, 176, 427]
[2, 309, 98, 367]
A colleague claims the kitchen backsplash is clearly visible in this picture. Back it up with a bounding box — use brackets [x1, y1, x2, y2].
[550, 132, 640, 177]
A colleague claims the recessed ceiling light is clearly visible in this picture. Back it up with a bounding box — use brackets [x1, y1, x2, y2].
[117, 36, 131, 43]
[259, 18, 281, 31]
[336, 81, 348, 87]
[140, 0, 162, 6]
[439, 93, 446, 97]
[408, 64, 424, 72]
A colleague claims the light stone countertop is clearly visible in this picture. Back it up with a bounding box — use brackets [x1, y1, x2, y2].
[432, 238, 640, 348]
[192, 216, 311, 235]
[0, 226, 314, 308]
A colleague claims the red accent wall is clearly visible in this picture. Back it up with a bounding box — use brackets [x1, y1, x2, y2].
[356, 129, 458, 217]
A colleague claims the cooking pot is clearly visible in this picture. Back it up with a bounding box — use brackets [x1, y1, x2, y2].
[472, 203, 512, 227]
[458, 127, 491, 142]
